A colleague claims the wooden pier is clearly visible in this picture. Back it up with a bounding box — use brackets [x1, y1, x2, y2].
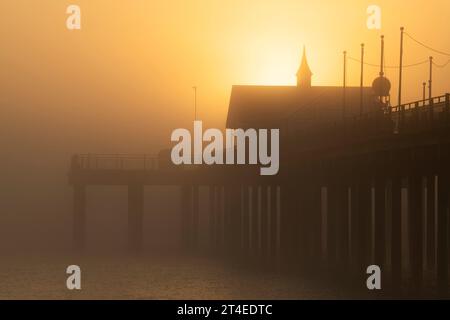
[69, 94, 450, 297]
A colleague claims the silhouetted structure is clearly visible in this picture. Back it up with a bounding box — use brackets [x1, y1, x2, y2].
[69, 51, 450, 298]
[297, 47, 312, 88]
[227, 48, 381, 130]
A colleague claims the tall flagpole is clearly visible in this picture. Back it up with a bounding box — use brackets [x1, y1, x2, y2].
[379, 35, 385, 104]
[343, 51, 347, 120]
[398, 27, 404, 109]
[360, 43, 365, 116]
[428, 56, 433, 102]
[423, 82, 426, 103]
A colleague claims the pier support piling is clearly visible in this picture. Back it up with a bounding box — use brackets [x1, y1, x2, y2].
[73, 184, 87, 250]
[128, 184, 144, 252]
[374, 177, 386, 268]
[260, 186, 269, 261]
[209, 186, 217, 252]
[180, 186, 192, 250]
[356, 179, 371, 282]
[437, 174, 449, 297]
[427, 175, 436, 271]
[192, 185, 199, 250]
[391, 176, 402, 292]
[409, 174, 423, 293]
[327, 182, 338, 266]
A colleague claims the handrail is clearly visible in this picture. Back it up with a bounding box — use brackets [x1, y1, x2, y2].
[284, 94, 449, 135]
[71, 154, 159, 171]
[392, 94, 447, 112]
[71, 95, 449, 170]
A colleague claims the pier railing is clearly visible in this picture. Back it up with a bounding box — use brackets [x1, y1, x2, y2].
[71, 154, 159, 171]
[285, 94, 450, 139]
[391, 94, 448, 113]
[72, 95, 450, 171]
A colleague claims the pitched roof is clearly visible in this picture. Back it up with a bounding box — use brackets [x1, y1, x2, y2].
[226, 85, 378, 129]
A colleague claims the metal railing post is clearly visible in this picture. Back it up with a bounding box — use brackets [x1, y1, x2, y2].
[445, 93, 450, 123]
[414, 102, 419, 129]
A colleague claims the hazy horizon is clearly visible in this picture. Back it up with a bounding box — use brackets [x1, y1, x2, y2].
[1, 0, 450, 251]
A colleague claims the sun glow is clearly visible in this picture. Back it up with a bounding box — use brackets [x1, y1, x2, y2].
[247, 45, 302, 86]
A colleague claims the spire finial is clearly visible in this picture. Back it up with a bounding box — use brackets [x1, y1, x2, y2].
[297, 46, 312, 88]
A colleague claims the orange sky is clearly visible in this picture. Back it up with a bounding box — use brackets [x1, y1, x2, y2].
[0, 0, 449, 250]
[0, 0, 449, 154]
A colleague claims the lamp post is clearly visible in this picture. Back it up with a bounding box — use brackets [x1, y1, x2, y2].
[360, 44, 365, 116]
[423, 82, 426, 103]
[343, 51, 347, 120]
[428, 57, 433, 102]
[398, 27, 404, 109]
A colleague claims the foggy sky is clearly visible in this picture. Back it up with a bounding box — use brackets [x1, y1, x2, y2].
[0, 0, 449, 251]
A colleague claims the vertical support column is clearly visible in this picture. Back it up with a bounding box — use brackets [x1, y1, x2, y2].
[350, 183, 359, 269]
[427, 175, 436, 271]
[251, 185, 258, 258]
[327, 181, 338, 267]
[338, 184, 350, 269]
[223, 186, 230, 253]
[327, 177, 342, 268]
[217, 186, 224, 251]
[209, 186, 216, 252]
[336, 181, 349, 270]
[374, 177, 386, 268]
[437, 173, 449, 296]
[222, 186, 229, 253]
[128, 184, 144, 252]
[311, 183, 323, 265]
[409, 174, 423, 293]
[279, 184, 300, 268]
[192, 185, 199, 250]
[260, 186, 269, 261]
[301, 183, 312, 266]
[180, 186, 192, 250]
[241, 186, 250, 256]
[297, 183, 309, 268]
[73, 184, 86, 250]
[356, 179, 371, 280]
[279, 184, 289, 265]
[223, 186, 232, 255]
[256, 186, 262, 257]
[391, 176, 402, 291]
[229, 185, 242, 256]
[269, 186, 278, 262]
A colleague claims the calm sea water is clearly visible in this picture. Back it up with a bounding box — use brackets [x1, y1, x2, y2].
[0, 253, 347, 300]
